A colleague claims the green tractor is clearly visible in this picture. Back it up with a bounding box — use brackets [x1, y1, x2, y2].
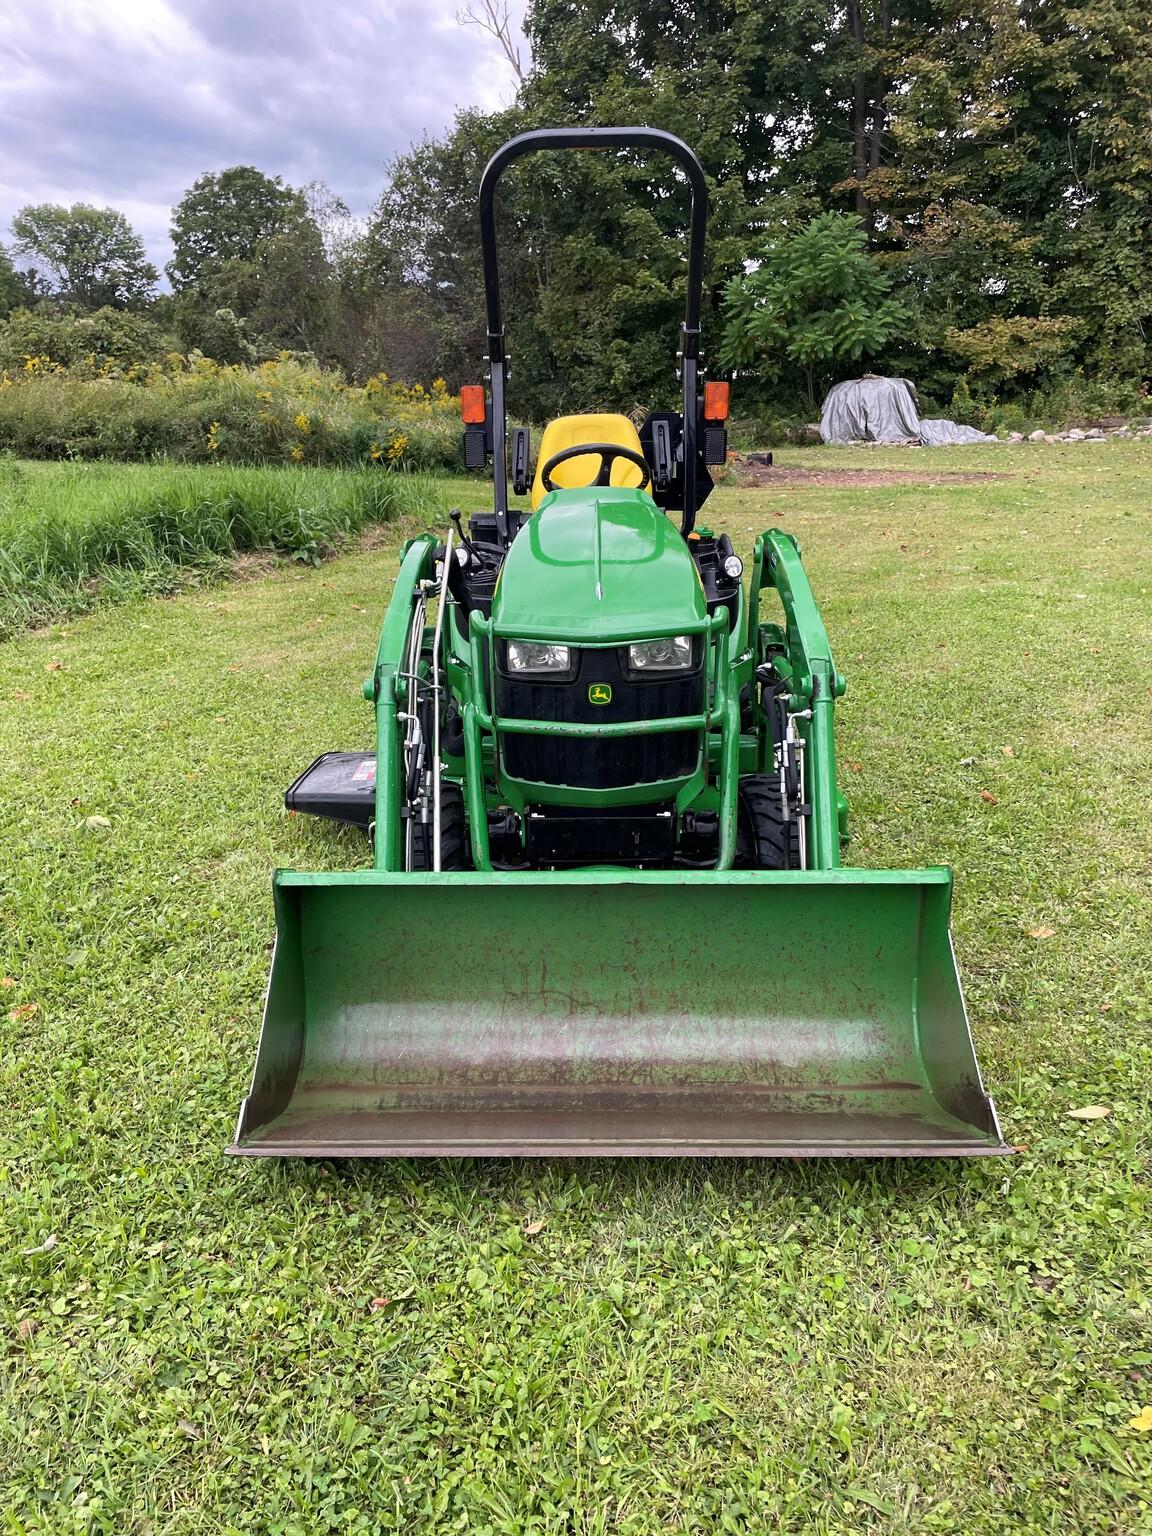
[231, 128, 1007, 1159]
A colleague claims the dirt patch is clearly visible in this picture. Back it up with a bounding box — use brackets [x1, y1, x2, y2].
[725, 462, 1008, 489]
[229, 550, 284, 581]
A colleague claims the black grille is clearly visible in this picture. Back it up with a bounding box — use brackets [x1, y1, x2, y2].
[495, 645, 703, 789]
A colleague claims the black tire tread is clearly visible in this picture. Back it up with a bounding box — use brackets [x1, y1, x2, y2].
[735, 775, 800, 870]
[409, 782, 470, 870]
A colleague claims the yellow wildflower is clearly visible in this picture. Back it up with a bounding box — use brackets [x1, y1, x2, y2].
[369, 443, 383, 461]
[1131, 1405, 1152, 1433]
[206, 420, 221, 453]
[289, 444, 305, 462]
[294, 412, 310, 433]
[386, 432, 408, 462]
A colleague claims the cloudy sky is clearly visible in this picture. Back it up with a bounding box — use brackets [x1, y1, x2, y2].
[1, 0, 527, 275]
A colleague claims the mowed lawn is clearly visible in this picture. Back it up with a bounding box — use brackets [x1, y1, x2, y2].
[1, 445, 1150, 1534]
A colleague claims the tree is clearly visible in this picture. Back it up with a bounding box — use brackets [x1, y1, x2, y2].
[721, 213, 905, 404]
[10, 203, 157, 309]
[167, 167, 309, 292]
[168, 166, 334, 358]
[0, 246, 22, 318]
[457, 1, 526, 84]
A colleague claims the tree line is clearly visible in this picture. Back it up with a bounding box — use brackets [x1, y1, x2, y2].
[3, 0, 1150, 423]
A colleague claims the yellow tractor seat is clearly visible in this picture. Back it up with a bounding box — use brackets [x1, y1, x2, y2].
[530, 413, 647, 510]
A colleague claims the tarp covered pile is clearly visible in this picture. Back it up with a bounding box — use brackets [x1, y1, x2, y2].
[820, 377, 997, 447]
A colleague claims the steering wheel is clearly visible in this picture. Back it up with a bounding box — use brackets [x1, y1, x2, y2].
[540, 442, 652, 494]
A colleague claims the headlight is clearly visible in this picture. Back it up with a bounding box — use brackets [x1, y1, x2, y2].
[723, 554, 743, 580]
[627, 635, 693, 672]
[506, 640, 572, 673]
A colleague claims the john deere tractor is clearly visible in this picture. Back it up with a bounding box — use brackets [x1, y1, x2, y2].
[231, 128, 1006, 1159]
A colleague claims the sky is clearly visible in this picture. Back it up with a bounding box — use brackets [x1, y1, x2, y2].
[0, 0, 527, 277]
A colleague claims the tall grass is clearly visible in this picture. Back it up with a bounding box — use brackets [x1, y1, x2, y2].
[0, 457, 433, 635]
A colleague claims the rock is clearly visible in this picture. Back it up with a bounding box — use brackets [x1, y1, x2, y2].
[1066, 427, 1085, 440]
[1084, 427, 1104, 439]
[1044, 434, 1061, 444]
[1028, 429, 1046, 442]
[1008, 431, 1023, 443]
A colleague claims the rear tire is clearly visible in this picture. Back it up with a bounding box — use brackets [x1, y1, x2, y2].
[409, 782, 470, 870]
[735, 775, 800, 869]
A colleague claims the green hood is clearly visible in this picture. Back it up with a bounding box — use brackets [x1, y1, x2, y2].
[491, 488, 707, 642]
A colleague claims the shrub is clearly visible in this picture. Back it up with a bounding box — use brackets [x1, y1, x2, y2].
[0, 352, 467, 472]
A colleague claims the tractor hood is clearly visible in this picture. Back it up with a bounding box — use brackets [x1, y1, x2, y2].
[491, 488, 707, 642]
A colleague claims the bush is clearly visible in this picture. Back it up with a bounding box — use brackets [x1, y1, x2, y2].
[0, 353, 466, 472]
[0, 306, 168, 376]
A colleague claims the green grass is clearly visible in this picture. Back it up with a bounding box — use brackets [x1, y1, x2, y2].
[0, 458, 449, 638]
[1, 443, 1150, 1534]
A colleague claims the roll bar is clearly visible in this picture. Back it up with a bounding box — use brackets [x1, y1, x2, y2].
[477, 127, 709, 542]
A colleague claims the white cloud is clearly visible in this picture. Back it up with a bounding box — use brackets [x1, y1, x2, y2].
[0, 0, 527, 274]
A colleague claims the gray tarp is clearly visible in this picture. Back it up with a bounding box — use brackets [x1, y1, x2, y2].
[819, 376, 997, 446]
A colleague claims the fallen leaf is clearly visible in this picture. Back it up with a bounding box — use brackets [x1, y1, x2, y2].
[1068, 1105, 1111, 1121]
[44, 661, 63, 672]
[22, 1233, 57, 1256]
[1001, 745, 1015, 758]
[0, 977, 14, 989]
[1029, 1273, 1056, 1293]
[8, 1003, 38, 1022]
[369, 1288, 413, 1312]
[177, 1420, 202, 1440]
[980, 790, 999, 804]
[1128, 1406, 1152, 1433]
[84, 814, 111, 831]
[523, 1218, 547, 1237]
[848, 761, 862, 773]
[959, 756, 977, 766]
[16, 1317, 38, 1340]
[1028, 926, 1055, 939]
[10, 690, 31, 701]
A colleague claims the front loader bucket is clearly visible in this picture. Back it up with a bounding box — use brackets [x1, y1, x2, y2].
[230, 869, 1008, 1158]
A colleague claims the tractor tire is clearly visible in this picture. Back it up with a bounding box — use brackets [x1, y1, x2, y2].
[409, 782, 470, 871]
[735, 775, 801, 870]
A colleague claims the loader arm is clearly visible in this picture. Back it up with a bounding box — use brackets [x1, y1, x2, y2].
[363, 534, 438, 871]
[750, 529, 847, 870]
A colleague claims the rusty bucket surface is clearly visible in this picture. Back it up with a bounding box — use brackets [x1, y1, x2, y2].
[229, 868, 1008, 1158]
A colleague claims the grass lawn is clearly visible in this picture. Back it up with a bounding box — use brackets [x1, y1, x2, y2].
[2, 443, 1150, 1534]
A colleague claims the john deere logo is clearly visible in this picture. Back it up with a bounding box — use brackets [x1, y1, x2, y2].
[588, 682, 613, 706]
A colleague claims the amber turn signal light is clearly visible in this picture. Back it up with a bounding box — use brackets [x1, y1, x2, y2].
[703, 381, 730, 422]
[460, 385, 487, 424]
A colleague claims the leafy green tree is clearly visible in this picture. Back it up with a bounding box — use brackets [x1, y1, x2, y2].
[0, 246, 22, 318]
[167, 166, 335, 358]
[10, 204, 157, 309]
[167, 167, 308, 291]
[721, 213, 905, 403]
